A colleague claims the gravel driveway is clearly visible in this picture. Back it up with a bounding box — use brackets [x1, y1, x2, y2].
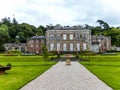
[20, 61, 113, 90]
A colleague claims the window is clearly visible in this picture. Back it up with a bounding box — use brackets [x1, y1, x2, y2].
[30, 40, 34, 43]
[57, 43, 60, 51]
[76, 43, 80, 51]
[57, 34, 61, 41]
[36, 40, 39, 43]
[50, 35, 54, 40]
[63, 43, 67, 51]
[50, 43, 54, 51]
[31, 44, 33, 47]
[36, 51, 39, 54]
[84, 34, 86, 39]
[70, 34, 73, 40]
[76, 34, 80, 40]
[36, 44, 39, 48]
[83, 43, 86, 50]
[63, 34, 67, 40]
[70, 43, 73, 51]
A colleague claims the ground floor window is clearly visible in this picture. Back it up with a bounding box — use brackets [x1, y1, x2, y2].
[76, 43, 80, 51]
[50, 43, 54, 51]
[63, 43, 67, 51]
[57, 43, 60, 51]
[83, 43, 86, 50]
[70, 43, 73, 51]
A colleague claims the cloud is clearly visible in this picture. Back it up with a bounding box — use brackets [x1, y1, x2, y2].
[0, 0, 120, 27]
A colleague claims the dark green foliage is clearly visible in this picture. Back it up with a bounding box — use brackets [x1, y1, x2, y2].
[6, 63, 12, 67]
[0, 17, 45, 43]
[42, 44, 49, 63]
[0, 45, 5, 52]
[1, 17, 120, 47]
[4, 50, 21, 56]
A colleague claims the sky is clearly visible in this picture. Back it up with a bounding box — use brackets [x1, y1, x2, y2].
[0, 0, 120, 27]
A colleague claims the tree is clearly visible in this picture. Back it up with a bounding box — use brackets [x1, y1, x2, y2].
[116, 35, 120, 46]
[1, 17, 11, 26]
[0, 24, 10, 52]
[97, 20, 110, 30]
[42, 44, 49, 64]
[38, 25, 47, 35]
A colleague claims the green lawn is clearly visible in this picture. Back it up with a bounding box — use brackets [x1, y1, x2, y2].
[81, 56, 120, 90]
[0, 56, 56, 90]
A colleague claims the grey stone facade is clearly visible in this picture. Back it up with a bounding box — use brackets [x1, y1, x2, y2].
[46, 29, 91, 52]
[4, 43, 27, 52]
[91, 35, 111, 52]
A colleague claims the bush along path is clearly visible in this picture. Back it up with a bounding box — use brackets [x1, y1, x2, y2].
[20, 61, 112, 90]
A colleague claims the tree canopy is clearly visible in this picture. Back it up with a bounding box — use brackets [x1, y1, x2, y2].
[0, 17, 120, 52]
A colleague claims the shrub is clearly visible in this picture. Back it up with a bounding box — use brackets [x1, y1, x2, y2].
[6, 63, 12, 67]
[4, 50, 21, 56]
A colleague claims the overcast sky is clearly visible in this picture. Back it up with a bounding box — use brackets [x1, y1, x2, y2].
[0, 0, 120, 27]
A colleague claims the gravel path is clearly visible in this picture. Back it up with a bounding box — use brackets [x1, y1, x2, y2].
[20, 61, 113, 90]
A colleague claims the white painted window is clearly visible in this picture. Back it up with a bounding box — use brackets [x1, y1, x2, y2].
[31, 44, 33, 47]
[50, 35, 54, 40]
[57, 43, 60, 51]
[63, 34, 67, 40]
[30, 40, 34, 43]
[36, 51, 39, 54]
[50, 43, 54, 51]
[36, 44, 39, 48]
[92, 45, 99, 52]
[83, 43, 86, 50]
[70, 34, 73, 40]
[76, 43, 80, 51]
[70, 43, 73, 51]
[63, 43, 67, 51]
[36, 40, 39, 43]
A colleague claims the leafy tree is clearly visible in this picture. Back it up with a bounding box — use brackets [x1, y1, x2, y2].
[116, 35, 120, 46]
[0, 24, 10, 52]
[105, 27, 120, 46]
[38, 25, 46, 35]
[1, 17, 11, 26]
[97, 20, 110, 30]
[42, 44, 49, 64]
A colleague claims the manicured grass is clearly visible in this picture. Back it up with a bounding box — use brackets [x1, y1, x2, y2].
[81, 56, 120, 90]
[0, 56, 56, 90]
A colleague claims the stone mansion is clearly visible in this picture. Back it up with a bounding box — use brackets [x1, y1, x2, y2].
[4, 25, 111, 54]
[46, 26, 91, 52]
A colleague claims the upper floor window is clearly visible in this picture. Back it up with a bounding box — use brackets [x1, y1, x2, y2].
[76, 34, 80, 40]
[36, 44, 39, 48]
[63, 34, 67, 40]
[70, 34, 73, 40]
[50, 35, 54, 40]
[30, 40, 34, 43]
[36, 40, 39, 43]
[57, 34, 61, 41]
